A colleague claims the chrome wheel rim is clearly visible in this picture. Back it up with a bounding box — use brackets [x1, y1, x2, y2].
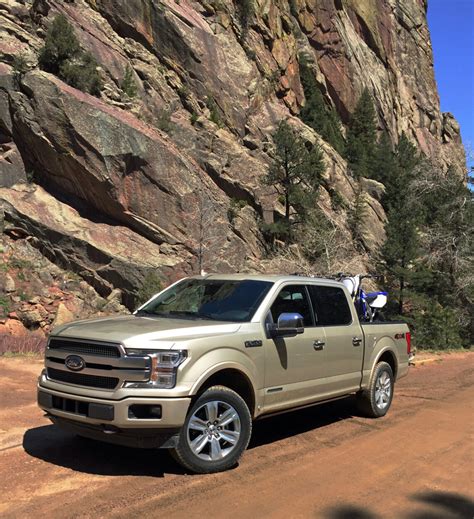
[186, 400, 241, 461]
[375, 371, 392, 409]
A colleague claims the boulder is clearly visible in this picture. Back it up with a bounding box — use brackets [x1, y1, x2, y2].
[54, 302, 74, 327]
[2, 274, 15, 293]
[0, 318, 28, 336]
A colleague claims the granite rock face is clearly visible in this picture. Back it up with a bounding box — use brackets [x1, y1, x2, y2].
[0, 0, 465, 308]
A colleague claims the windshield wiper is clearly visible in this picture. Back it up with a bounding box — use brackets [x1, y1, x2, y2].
[135, 309, 156, 316]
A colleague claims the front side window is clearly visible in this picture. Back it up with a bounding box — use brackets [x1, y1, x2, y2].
[269, 285, 314, 327]
[137, 279, 273, 322]
[308, 285, 352, 326]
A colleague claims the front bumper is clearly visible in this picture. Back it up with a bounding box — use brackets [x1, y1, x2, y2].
[37, 383, 191, 435]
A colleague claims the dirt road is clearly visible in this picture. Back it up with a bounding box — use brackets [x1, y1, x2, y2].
[0, 352, 473, 519]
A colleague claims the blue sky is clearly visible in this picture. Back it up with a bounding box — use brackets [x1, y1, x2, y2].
[427, 0, 474, 174]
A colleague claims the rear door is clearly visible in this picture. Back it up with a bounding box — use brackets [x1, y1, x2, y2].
[262, 284, 327, 411]
[307, 284, 364, 395]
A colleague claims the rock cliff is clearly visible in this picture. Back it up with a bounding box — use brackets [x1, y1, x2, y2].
[0, 0, 466, 311]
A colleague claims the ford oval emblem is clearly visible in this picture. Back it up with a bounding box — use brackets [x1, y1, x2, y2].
[65, 355, 85, 371]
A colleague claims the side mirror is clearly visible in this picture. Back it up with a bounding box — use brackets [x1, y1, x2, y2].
[267, 312, 304, 338]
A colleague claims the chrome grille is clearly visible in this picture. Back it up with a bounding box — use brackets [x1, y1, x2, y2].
[47, 367, 119, 390]
[48, 338, 121, 358]
[43, 338, 150, 391]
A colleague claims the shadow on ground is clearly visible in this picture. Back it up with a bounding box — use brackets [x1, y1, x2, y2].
[23, 425, 185, 477]
[324, 491, 474, 519]
[23, 397, 357, 477]
[250, 396, 356, 449]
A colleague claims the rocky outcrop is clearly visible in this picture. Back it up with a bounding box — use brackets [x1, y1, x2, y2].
[0, 183, 183, 305]
[0, 232, 128, 335]
[0, 0, 466, 310]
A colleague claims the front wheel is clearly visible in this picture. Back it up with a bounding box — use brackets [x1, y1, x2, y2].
[356, 361, 394, 418]
[171, 385, 252, 474]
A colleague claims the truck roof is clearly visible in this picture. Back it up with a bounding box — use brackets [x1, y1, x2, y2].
[189, 273, 344, 286]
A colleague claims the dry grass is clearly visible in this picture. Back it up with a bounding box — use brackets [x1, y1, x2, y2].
[0, 334, 46, 357]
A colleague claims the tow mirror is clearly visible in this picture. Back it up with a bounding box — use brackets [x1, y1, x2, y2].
[267, 312, 304, 338]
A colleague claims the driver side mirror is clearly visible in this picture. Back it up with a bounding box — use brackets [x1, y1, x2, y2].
[267, 312, 305, 338]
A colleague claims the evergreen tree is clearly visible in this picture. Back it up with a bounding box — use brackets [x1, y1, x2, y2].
[346, 88, 377, 178]
[416, 165, 474, 345]
[380, 132, 420, 315]
[371, 131, 396, 190]
[38, 14, 102, 96]
[299, 60, 345, 155]
[409, 301, 463, 350]
[38, 14, 81, 74]
[262, 120, 326, 243]
[348, 183, 368, 251]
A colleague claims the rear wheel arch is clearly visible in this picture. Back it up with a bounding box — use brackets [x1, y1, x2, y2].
[376, 349, 398, 380]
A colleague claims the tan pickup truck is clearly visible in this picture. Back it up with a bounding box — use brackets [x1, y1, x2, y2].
[37, 274, 412, 473]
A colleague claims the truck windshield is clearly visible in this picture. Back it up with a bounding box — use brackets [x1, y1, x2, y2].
[136, 279, 273, 322]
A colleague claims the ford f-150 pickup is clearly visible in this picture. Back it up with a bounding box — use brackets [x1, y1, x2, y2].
[37, 274, 412, 473]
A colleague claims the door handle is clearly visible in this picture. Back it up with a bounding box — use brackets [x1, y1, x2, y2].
[313, 340, 325, 351]
[352, 337, 362, 346]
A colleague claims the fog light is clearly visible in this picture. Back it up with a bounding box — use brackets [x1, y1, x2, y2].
[128, 404, 162, 419]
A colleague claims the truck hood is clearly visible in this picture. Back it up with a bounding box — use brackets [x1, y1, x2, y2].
[51, 314, 241, 346]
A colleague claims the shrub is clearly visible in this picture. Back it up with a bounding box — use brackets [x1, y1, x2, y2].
[59, 53, 102, 96]
[121, 65, 137, 98]
[237, 0, 255, 35]
[206, 95, 222, 126]
[12, 53, 29, 77]
[157, 109, 173, 132]
[0, 296, 10, 316]
[227, 198, 248, 223]
[0, 333, 46, 357]
[190, 111, 198, 125]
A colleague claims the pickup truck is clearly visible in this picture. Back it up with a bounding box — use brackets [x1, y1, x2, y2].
[37, 274, 412, 473]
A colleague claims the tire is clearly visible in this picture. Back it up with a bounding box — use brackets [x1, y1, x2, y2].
[357, 361, 394, 418]
[171, 385, 252, 474]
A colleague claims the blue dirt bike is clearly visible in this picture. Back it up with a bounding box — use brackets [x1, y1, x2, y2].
[335, 273, 387, 322]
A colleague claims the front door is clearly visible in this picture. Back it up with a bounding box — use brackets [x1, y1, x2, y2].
[262, 284, 327, 412]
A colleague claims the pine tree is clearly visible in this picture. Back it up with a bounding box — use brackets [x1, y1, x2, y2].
[38, 15, 102, 96]
[263, 120, 326, 243]
[38, 14, 81, 74]
[371, 131, 396, 190]
[380, 132, 420, 315]
[348, 183, 368, 251]
[416, 164, 474, 345]
[299, 60, 345, 155]
[346, 88, 377, 178]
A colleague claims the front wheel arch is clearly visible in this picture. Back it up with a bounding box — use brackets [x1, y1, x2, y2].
[193, 368, 256, 418]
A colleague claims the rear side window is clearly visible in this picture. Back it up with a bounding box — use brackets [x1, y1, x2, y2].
[308, 285, 352, 326]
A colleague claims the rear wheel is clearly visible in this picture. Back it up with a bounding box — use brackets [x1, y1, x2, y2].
[171, 385, 252, 474]
[357, 361, 394, 418]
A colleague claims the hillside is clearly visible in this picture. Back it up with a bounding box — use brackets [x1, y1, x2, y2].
[0, 0, 466, 319]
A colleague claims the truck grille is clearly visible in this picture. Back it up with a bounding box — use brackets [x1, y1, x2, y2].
[48, 338, 121, 358]
[47, 367, 119, 390]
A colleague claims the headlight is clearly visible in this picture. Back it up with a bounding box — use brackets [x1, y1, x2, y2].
[125, 349, 187, 389]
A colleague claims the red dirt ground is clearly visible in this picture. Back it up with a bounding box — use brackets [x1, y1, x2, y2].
[0, 352, 473, 518]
